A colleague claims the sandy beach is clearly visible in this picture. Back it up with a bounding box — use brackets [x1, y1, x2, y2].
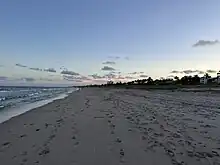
[0, 88, 220, 165]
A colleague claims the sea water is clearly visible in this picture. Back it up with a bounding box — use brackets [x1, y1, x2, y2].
[0, 86, 76, 123]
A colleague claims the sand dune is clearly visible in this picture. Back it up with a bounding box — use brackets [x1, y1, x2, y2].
[0, 88, 220, 165]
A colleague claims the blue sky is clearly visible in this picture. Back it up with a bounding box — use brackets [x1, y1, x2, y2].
[0, 0, 220, 86]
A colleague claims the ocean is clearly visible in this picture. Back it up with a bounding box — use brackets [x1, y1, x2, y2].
[0, 86, 75, 123]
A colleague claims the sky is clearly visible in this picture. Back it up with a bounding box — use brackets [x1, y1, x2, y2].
[0, 0, 220, 86]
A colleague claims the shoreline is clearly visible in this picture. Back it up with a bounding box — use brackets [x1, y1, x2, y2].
[0, 88, 220, 165]
[0, 89, 77, 124]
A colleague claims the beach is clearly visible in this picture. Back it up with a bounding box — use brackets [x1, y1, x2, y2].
[0, 88, 220, 165]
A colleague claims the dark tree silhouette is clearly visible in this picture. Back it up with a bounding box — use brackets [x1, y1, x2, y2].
[146, 77, 154, 85]
[204, 73, 211, 79]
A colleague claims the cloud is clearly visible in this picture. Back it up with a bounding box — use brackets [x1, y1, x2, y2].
[61, 70, 80, 76]
[167, 75, 176, 78]
[0, 65, 3, 67]
[44, 68, 56, 73]
[129, 72, 145, 75]
[39, 78, 54, 82]
[129, 72, 138, 74]
[206, 69, 217, 73]
[63, 75, 81, 82]
[63, 75, 75, 81]
[125, 76, 134, 79]
[16, 63, 57, 73]
[104, 73, 116, 79]
[29, 67, 56, 73]
[63, 75, 90, 82]
[111, 71, 121, 74]
[195, 70, 205, 75]
[108, 56, 120, 60]
[80, 76, 91, 81]
[116, 75, 126, 80]
[29, 67, 43, 71]
[101, 66, 115, 71]
[139, 74, 148, 78]
[102, 61, 116, 65]
[182, 70, 197, 74]
[22, 77, 35, 82]
[193, 40, 219, 47]
[183, 70, 207, 75]
[89, 73, 131, 81]
[15, 63, 27, 68]
[125, 57, 129, 60]
[60, 66, 67, 70]
[73, 80, 83, 83]
[64, 76, 83, 82]
[0, 76, 8, 81]
[89, 74, 105, 79]
[170, 70, 180, 74]
[171, 69, 205, 75]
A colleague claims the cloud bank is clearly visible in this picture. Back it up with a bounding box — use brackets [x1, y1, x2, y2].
[61, 70, 80, 76]
[101, 66, 115, 71]
[22, 77, 35, 82]
[129, 72, 145, 75]
[0, 76, 8, 81]
[170, 70, 205, 75]
[170, 70, 179, 74]
[44, 68, 56, 73]
[206, 69, 217, 73]
[63, 75, 90, 82]
[88, 74, 105, 79]
[102, 61, 116, 65]
[193, 40, 219, 47]
[139, 74, 148, 78]
[29, 67, 43, 71]
[104, 73, 116, 79]
[15, 63, 27, 68]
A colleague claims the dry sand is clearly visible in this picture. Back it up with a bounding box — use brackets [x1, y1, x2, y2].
[0, 88, 220, 165]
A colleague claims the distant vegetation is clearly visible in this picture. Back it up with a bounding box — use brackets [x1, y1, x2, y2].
[78, 73, 219, 88]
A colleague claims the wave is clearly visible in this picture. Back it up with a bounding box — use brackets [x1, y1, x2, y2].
[0, 87, 73, 110]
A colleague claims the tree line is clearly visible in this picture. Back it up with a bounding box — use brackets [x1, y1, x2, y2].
[81, 73, 215, 88]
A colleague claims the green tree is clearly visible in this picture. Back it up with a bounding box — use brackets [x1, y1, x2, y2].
[204, 73, 211, 79]
[146, 77, 154, 85]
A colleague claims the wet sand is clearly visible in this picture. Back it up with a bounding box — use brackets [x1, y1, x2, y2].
[0, 88, 220, 165]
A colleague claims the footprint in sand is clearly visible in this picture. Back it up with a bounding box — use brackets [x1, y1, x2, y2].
[72, 136, 76, 140]
[56, 119, 64, 123]
[165, 148, 175, 157]
[128, 128, 132, 132]
[49, 134, 56, 140]
[38, 147, 50, 156]
[20, 134, 27, 138]
[2, 142, 10, 146]
[116, 138, 122, 143]
[35, 161, 39, 164]
[74, 142, 79, 146]
[110, 123, 116, 128]
[120, 149, 125, 157]
[45, 123, 50, 128]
